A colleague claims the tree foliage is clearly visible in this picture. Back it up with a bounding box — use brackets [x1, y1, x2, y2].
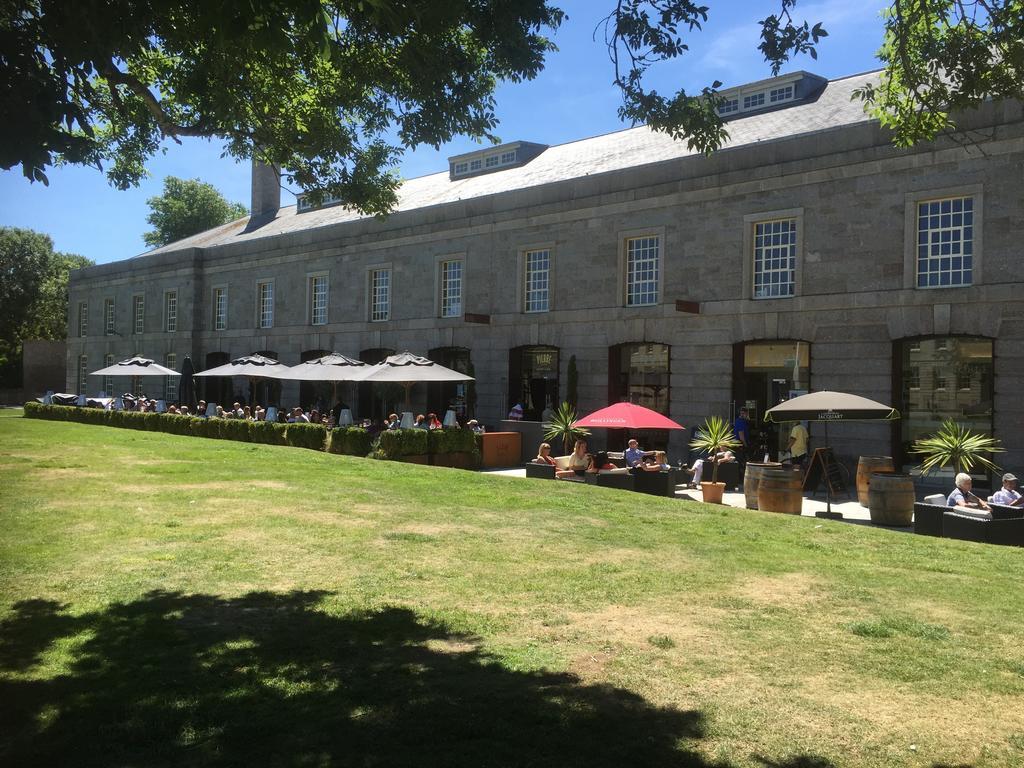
[0, 227, 92, 385]
[1, 1, 1020, 214]
[0, 0, 563, 215]
[144, 177, 248, 248]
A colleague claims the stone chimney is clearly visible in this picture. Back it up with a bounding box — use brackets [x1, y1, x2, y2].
[250, 160, 281, 218]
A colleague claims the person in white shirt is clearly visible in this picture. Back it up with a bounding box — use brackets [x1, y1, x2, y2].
[989, 472, 1022, 506]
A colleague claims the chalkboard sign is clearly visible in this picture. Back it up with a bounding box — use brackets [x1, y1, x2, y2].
[803, 447, 849, 498]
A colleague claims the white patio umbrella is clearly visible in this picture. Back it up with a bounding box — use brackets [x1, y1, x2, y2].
[277, 352, 370, 419]
[194, 353, 291, 408]
[89, 355, 180, 377]
[356, 351, 473, 412]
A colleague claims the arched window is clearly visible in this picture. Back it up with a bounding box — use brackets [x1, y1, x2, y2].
[609, 342, 670, 413]
[508, 346, 559, 421]
[428, 347, 472, 418]
[894, 336, 993, 476]
[201, 352, 232, 407]
[299, 349, 331, 411]
[358, 347, 395, 421]
[252, 350, 280, 407]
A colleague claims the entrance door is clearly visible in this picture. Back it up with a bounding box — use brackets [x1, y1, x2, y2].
[732, 340, 810, 461]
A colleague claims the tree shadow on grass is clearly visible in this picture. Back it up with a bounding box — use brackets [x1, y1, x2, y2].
[0, 591, 840, 767]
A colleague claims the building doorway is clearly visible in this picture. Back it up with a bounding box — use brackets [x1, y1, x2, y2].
[732, 340, 810, 461]
[508, 346, 559, 421]
[299, 349, 331, 411]
[201, 352, 232, 407]
[428, 347, 472, 419]
[608, 342, 671, 450]
[358, 347, 395, 421]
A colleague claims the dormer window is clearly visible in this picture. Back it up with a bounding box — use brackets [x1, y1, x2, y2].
[448, 141, 546, 180]
[715, 71, 825, 118]
[296, 192, 344, 213]
[719, 97, 739, 115]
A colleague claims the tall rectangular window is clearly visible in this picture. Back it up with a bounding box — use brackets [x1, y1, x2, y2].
[370, 268, 390, 322]
[310, 275, 328, 325]
[103, 353, 114, 396]
[78, 302, 88, 337]
[440, 260, 462, 318]
[213, 287, 227, 331]
[916, 196, 973, 288]
[625, 236, 659, 306]
[164, 291, 177, 332]
[165, 353, 177, 402]
[104, 298, 115, 335]
[258, 282, 274, 328]
[133, 295, 145, 334]
[753, 218, 797, 298]
[524, 249, 550, 313]
[78, 355, 88, 394]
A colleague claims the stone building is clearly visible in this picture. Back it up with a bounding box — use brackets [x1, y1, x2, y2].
[67, 69, 1024, 477]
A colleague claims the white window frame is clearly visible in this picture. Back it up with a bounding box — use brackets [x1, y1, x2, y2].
[164, 290, 177, 333]
[743, 92, 765, 109]
[165, 353, 177, 401]
[102, 353, 114, 396]
[78, 355, 88, 394]
[132, 294, 145, 335]
[368, 265, 392, 322]
[307, 272, 329, 326]
[212, 286, 228, 331]
[78, 301, 88, 338]
[743, 208, 804, 301]
[751, 218, 798, 299]
[256, 279, 274, 329]
[904, 187, 983, 290]
[619, 229, 663, 308]
[437, 257, 463, 318]
[521, 246, 552, 314]
[769, 84, 794, 103]
[103, 298, 115, 336]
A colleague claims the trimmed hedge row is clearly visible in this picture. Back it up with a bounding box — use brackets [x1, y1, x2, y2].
[23, 403, 479, 465]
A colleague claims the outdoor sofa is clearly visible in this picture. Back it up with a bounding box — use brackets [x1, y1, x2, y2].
[913, 499, 1024, 545]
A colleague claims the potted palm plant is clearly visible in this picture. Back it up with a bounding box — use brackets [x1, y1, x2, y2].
[911, 419, 1003, 476]
[543, 401, 590, 455]
[689, 415, 742, 504]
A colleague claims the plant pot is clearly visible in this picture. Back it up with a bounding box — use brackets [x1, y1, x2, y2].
[701, 482, 725, 504]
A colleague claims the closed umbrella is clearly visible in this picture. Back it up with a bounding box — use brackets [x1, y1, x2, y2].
[177, 356, 197, 410]
[194, 353, 290, 409]
[356, 351, 473, 413]
[764, 391, 900, 518]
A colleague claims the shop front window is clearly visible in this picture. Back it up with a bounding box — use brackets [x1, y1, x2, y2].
[428, 347, 472, 418]
[732, 340, 810, 460]
[609, 343, 670, 413]
[508, 346, 559, 421]
[896, 336, 993, 476]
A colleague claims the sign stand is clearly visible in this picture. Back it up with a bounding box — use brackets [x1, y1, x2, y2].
[803, 443, 849, 519]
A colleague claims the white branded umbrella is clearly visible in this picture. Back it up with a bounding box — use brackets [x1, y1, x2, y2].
[194, 353, 291, 409]
[89, 355, 180, 377]
[356, 351, 473, 411]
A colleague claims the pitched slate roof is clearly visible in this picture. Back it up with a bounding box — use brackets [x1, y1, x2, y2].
[144, 70, 878, 257]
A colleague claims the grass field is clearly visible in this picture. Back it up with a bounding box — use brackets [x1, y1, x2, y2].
[1, 410, 1022, 767]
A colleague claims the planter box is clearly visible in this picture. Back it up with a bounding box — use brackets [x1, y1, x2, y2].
[481, 432, 522, 468]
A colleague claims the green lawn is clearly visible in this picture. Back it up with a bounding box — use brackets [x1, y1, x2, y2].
[1, 411, 1022, 767]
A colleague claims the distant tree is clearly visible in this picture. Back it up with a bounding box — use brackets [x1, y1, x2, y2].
[143, 177, 248, 248]
[0, 227, 92, 386]
[2, 1, 1020, 211]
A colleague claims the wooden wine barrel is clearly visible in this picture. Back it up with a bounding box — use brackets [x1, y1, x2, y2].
[867, 473, 915, 526]
[856, 455, 895, 506]
[744, 462, 783, 509]
[757, 468, 804, 515]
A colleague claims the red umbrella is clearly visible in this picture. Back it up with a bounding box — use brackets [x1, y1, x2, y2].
[574, 402, 684, 430]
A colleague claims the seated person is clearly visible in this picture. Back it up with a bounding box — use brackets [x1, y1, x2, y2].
[556, 440, 593, 479]
[386, 413, 401, 430]
[414, 414, 428, 429]
[688, 450, 735, 487]
[427, 412, 443, 430]
[179, 405, 190, 416]
[467, 419, 484, 434]
[624, 438, 652, 469]
[640, 450, 672, 472]
[593, 451, 617, 471]
[214, 405, 226, 418]
[232, 401, 244, 418]
[197, 400, 208, 418]
[166, 404, 179, 414]
[947, 472, 991, 511]
[989, 472, 1022, 506]
[533, 442, 557, 465]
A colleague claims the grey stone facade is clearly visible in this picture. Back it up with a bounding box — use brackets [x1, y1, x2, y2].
[67, 71, 1024, 474]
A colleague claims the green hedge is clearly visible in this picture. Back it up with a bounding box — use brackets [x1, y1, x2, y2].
[372, 428, 480, 461]
[284, 422, 327, 451]
[327, 427, 373, 456]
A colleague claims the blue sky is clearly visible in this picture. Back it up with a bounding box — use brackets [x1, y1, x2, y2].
[0, 0, 888, 265]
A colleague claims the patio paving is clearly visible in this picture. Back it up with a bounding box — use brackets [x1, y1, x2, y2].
[483, 468, 910, 528]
